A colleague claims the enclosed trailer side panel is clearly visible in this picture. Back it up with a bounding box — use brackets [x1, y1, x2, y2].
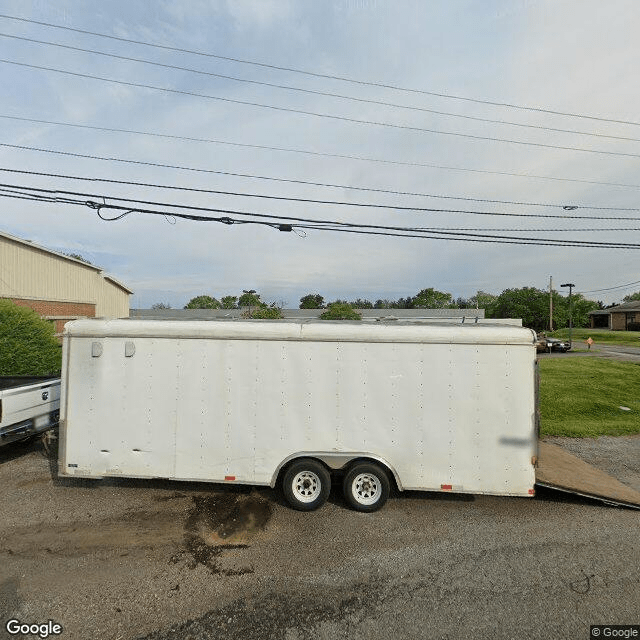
[61, 328, 535, 497]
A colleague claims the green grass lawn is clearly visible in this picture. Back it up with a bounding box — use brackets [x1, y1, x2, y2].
[549, 327, 640, 348]
[539, 358, 640, 437]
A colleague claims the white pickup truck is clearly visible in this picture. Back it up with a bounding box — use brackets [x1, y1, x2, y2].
[0, 377, 61, 447]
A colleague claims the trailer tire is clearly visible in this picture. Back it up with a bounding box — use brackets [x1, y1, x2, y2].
[282, 459, 331, 511]
[343, 463, 390, 512]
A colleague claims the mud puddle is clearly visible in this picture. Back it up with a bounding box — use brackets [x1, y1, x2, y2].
[170, 492, 272, 575]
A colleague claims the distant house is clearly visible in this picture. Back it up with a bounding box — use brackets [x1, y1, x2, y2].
[588, 300, 640, 331]
[0, 229, 132, 335]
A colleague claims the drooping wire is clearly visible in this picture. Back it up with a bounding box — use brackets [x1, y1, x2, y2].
[1, 183, 639, 249]
[4, 146, 640, 220]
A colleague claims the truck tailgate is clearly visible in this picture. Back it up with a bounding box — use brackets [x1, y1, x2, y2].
[536, 441, 640, 509]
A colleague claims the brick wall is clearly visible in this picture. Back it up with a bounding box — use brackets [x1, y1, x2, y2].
[3, 297, 96, 337]
[610, 312, 626, 331]
[6, 298, 95, 318]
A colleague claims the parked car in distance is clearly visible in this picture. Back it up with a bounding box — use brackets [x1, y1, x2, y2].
[544, 337, 571, 353]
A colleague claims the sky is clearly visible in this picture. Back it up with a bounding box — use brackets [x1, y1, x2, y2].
[1, 0, 640, 308]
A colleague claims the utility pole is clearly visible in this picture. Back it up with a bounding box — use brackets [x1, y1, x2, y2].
[549, 276, 553, 332]
[561, 283, 575, 348]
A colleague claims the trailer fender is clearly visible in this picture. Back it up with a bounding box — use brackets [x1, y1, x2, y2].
[270, 452, 403, 491]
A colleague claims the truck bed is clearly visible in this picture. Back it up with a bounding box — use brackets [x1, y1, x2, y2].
[0, 377, 61, 447]
[0, 376, 60, 391]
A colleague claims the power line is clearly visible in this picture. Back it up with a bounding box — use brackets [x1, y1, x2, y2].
[5, 145, 640, 221]
[2, 32, 639, 145]
[5, 114, 640, 191]
[1, 12, 639, 128]
[4, 165, 640, 214]
[579, 279, 640, 294]
[2, 181, 640, 249]
[292, 224, 640, 248]
[5, 57, 640, 160]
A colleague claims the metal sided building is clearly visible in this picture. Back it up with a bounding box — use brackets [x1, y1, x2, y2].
[0, 229, 132, 334]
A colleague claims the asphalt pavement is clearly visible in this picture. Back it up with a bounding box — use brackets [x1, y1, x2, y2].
[0, 438, 638, 640]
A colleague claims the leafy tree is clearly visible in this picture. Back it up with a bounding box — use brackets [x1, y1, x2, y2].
[64, 252, 92, 264]
[410, 288, 454, 309]
[220, 295, 238, 309]
[488, 287, 552, 331]
[319, 302, 362, 320]
[238, 291, 264, 308]
[350, 298, 374, 308]
[299, 294, 325, 309]
[469, 291, 498, 311]
[0, 300, 61, 375]
[567, 294, 599, 328]
[622, 291, 640, 302]
[487, 287, 597, 331]
[374, 299, 391, 309]
[184, 295, 221, 309]
[151, 302, 172, 310]
[393, 297, 413, 309]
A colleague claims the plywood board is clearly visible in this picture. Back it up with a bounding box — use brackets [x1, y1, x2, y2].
[536, 441, 640, 509]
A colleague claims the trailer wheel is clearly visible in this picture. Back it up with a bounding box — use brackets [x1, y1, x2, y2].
[282, 459, 331, 511]
[343, 463, 390, 512]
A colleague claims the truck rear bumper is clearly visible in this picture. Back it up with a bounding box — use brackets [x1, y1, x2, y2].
[0, 411, 59, 447]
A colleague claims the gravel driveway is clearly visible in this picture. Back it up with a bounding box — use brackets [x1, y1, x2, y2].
[0, 437, 638, 640]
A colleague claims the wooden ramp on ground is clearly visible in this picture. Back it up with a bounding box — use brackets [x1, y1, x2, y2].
[536, 441, 640, 509]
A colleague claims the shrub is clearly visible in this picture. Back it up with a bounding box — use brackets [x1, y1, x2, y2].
[0, 300, 62, 375]
[244, 306, 284, 319]
[184, 295, 221, 309]
[319, 303, 362, 320]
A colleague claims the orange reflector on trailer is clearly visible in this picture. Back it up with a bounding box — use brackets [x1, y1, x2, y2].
[441, 484, 452, 491]
[225, 475, 235, 481]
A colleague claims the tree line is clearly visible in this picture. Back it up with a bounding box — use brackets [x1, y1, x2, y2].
[155, 285, 640, 331]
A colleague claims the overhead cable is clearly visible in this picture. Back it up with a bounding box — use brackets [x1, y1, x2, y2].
[4, 58, 640, 159]
[578, 279, 640, 293]
[5, 114, 640, 190]
[5, 144, 640, 221]
[1, 32, 638, 144]
[5, 165, 640, 214]
[1, 12, 638, 127]
[2, 182, 640, 249]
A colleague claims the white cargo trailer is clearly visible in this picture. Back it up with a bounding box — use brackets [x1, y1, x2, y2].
[59, 319, 538, 512]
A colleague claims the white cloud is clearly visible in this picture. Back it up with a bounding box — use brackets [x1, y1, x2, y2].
[2, 1, 640, 309]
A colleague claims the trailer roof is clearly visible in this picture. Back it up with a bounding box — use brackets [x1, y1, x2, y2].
[64, 319, 535, 345]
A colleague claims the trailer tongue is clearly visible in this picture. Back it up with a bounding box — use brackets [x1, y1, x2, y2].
[536, 441, 640, 510]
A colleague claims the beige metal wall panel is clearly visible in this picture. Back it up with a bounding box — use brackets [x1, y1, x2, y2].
[0, 235, 130, 318]
[1, 235, 96, 302]
[94, 275, 130, 318]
